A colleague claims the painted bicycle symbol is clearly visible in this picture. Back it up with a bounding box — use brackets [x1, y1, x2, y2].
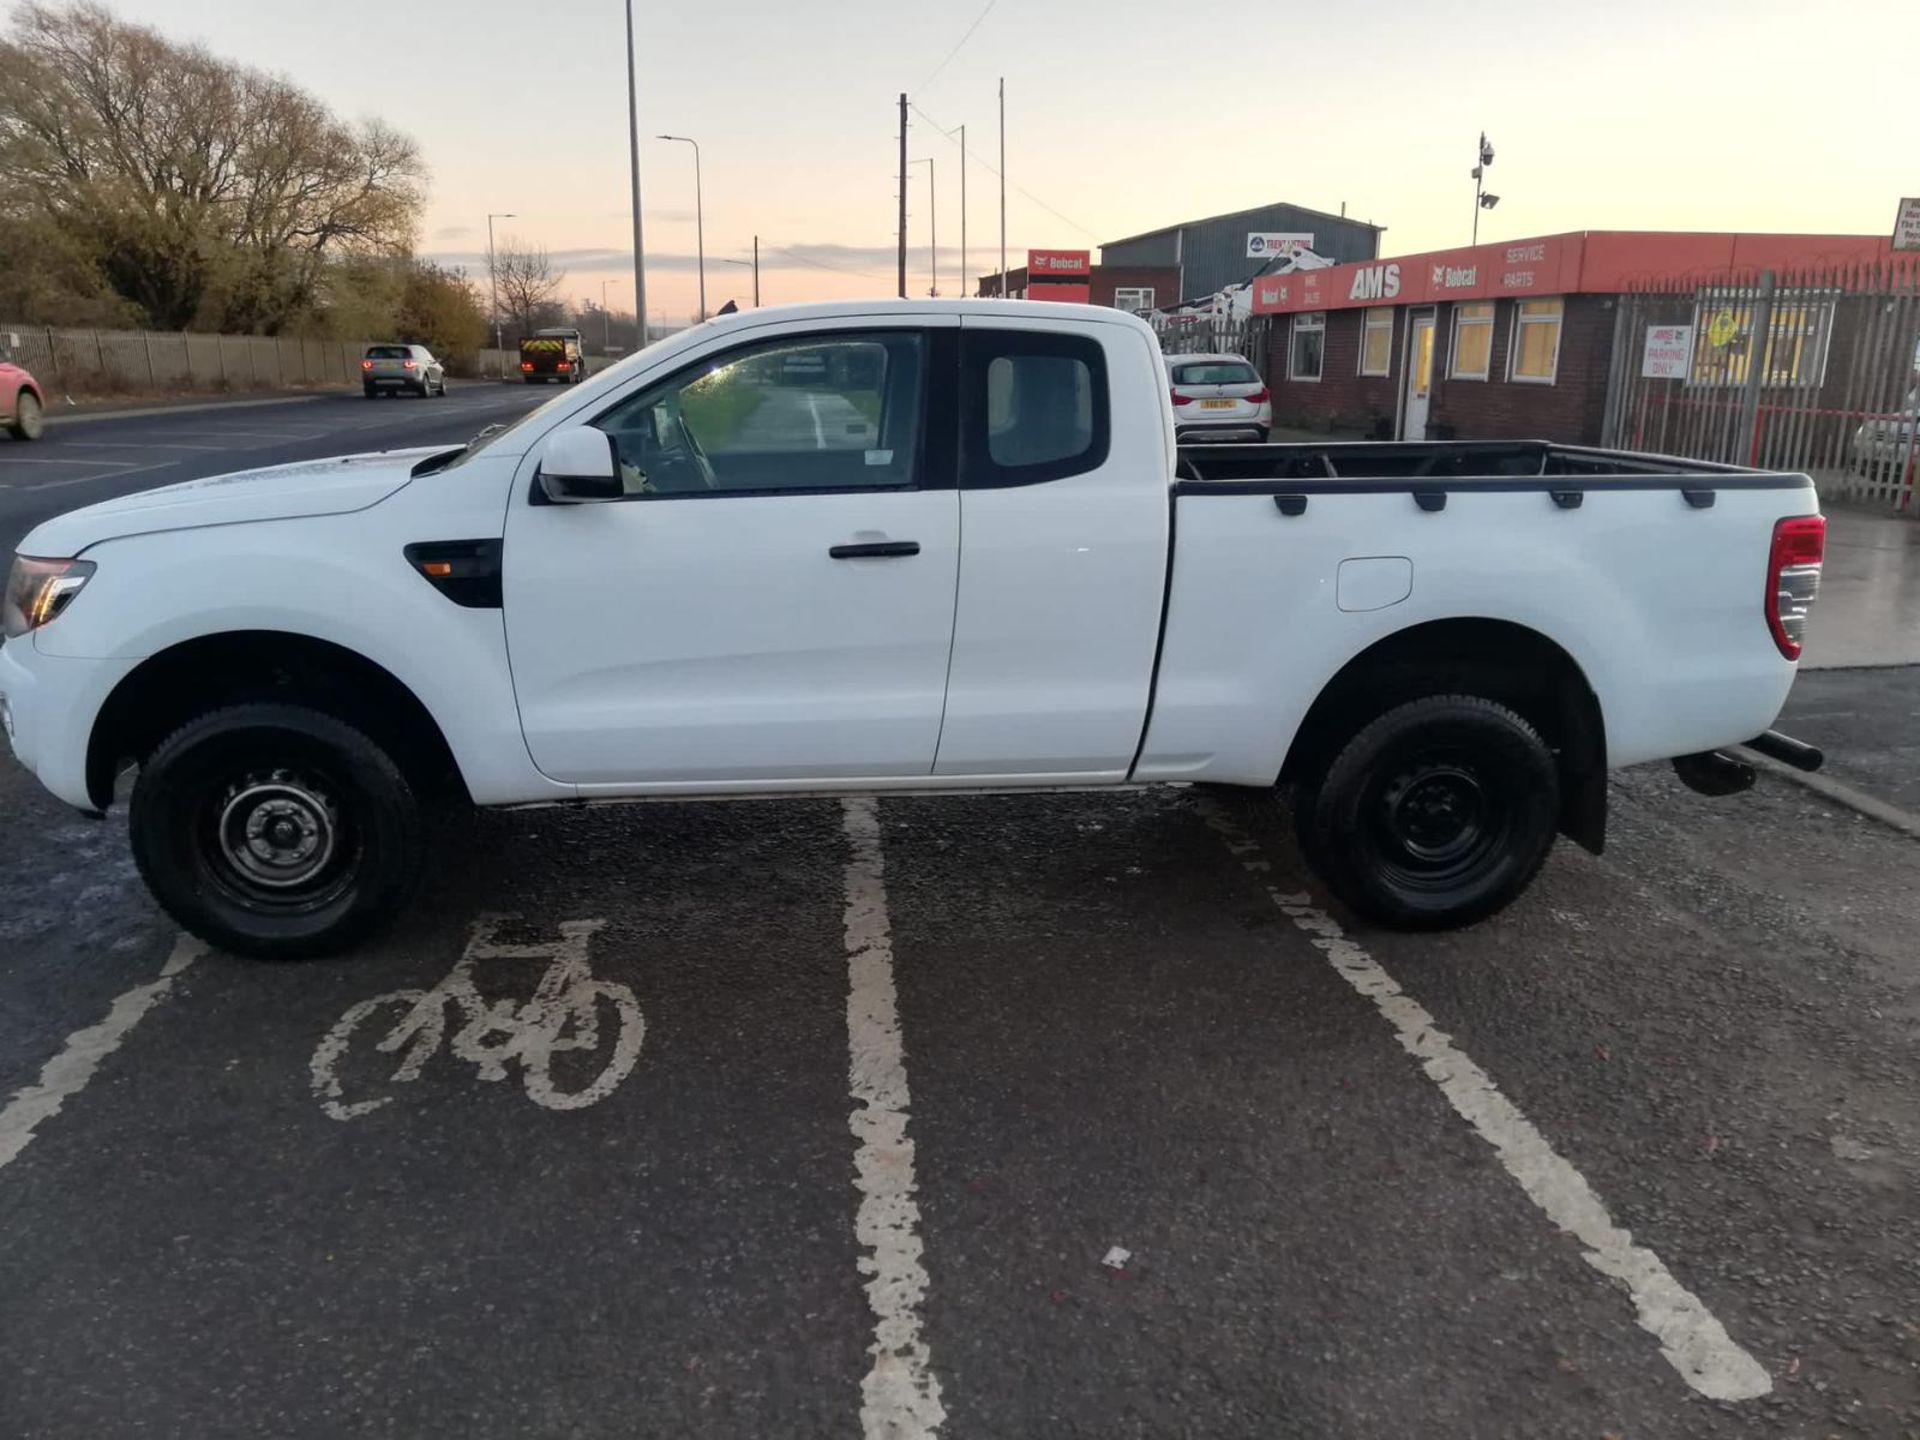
[310, 915, 643, 1120]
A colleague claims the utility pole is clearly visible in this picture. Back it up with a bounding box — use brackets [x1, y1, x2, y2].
[997, 78, 1006, 295]
[957, 123, 967, 298]
[897, 93, 909, 299]
[625, 0, 647, 341]
[721, 237, 761, 308]
[910, 158, 937, 296]
[487, 211, 515, 374]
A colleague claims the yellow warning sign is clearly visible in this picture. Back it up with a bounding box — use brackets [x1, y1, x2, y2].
[1707, 309, 1739, 348]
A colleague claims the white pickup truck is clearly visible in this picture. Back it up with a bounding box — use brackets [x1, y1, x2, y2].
[0, 300, 1827, 958]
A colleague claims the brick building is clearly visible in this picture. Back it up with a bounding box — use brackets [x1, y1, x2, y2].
[1252, 230, 1903, 443]
[977, 256, 1180, 311]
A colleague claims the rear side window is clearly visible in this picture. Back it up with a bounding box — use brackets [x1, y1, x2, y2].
[961, 330, 1110, 487]
[366, 346, 409, 359]
[1172, 361, 1257, 386]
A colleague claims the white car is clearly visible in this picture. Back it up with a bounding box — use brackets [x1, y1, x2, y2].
[362, 343, 447, 398]
[0, 300, 1824, 957]
[1851, 386, 1918, 478]
[1168, 353, 1271, 443]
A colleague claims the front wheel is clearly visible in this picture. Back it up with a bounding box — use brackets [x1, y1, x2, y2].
[130, 704, 426, 959]
[10, 390, 44, 440]
[1293, 694, 1559, 930]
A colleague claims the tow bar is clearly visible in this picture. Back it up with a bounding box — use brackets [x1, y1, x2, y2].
[1672, 730, 1824, 797]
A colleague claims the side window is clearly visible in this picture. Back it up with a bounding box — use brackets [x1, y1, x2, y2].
[590, 331, 925, 497]
[962, 329, 1110, 487]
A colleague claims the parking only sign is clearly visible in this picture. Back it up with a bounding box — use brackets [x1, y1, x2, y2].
[1895, 198, 1920, 252]
[1641, 324, 1695, 380]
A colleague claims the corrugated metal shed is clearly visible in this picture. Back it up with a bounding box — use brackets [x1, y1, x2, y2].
[1101, 201, 1384, 304]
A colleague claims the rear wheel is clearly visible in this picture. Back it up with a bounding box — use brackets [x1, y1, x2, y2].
[9, 390, 44, 440]
[130, 703, 426, 959]
[1293, 694, 1558, 930]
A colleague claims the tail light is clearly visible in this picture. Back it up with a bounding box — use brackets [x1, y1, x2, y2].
[360, 359, 373, 370]
[520, 361, 534, 372]
[402, 359, 417, 370]
[1766, 514, 1825, 659]
[1170, 389, 1194, 406]
[1247, 386, 1270, 404]
[556, 361, 572, 373]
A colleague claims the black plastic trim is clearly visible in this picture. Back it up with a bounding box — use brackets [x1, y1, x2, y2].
[1413, 490, 1447, 512]
[404, 539, 504, 608]
[1682, 487, 1716, 508]
[1273, 494, 1308, 516]
[1550, 489, 1584, 509]
[1176, 474, 1812, 497]
[829, 540, 920, 559]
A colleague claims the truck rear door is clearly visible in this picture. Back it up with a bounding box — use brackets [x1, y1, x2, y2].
[931, 318, 1170, 780]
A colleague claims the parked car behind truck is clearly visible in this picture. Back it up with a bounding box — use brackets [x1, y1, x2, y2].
[0, 299, 1826, 959]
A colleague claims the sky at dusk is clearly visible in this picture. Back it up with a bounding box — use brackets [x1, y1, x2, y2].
[108, 0, 1920, 325]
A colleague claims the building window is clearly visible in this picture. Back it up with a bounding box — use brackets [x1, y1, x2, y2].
[1688, 297, 1834, 388]
[1289, 311, 1325, 382]
[1450, 302, 1494, 380]
[1509, 298, 1563, 384]
[1359, 309, 1393, 377]
[1112, 287, 1154, 314]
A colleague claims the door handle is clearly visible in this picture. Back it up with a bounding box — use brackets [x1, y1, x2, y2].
[829, 540, 920, 559]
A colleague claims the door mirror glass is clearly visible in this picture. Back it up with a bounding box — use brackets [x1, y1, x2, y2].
[539, 426, 622, 502]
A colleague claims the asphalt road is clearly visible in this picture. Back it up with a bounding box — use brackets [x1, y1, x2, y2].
[2, 401, 1918, 1437]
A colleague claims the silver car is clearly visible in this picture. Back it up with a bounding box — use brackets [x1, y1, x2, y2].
[1852, 386, 1919, 479]
[362, 343, 447, 398]
[1168, 354, 1271, 443]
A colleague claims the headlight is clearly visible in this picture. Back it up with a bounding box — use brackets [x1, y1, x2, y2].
[3, 555, 96, 639]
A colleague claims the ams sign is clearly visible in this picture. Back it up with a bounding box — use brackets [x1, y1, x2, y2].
[1348, 264, 1401, 301]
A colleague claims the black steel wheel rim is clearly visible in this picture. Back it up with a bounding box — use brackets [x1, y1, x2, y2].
[1365, 751, 1515, 893]
[194, 765, 360, 914]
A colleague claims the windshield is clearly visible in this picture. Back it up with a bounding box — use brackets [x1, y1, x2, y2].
[365, 345, 410, 359]
[1172, 361, 1259, 386]
[422, 341, 674, 474]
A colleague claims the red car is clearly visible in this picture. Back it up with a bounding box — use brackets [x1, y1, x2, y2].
[1, 344, 46, 441]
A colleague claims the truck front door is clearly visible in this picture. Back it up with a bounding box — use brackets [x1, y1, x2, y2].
[502, 321, 960, 788]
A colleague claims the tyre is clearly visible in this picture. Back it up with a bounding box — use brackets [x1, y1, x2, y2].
[1293, 694, 1558, 930]
[9, 389, 44, 440]
[129, 703, 426, 959]
[363, 384, 376, 399]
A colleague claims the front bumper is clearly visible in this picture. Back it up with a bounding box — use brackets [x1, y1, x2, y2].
[0, 638, 140, 812]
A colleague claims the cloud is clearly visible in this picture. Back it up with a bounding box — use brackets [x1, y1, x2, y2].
[430, 224, 474, 242]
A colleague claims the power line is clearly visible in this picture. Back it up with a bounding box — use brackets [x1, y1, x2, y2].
[915, 0, 997, 94]
[908, 101, 1103, 243]
[769, 244, 890, 281]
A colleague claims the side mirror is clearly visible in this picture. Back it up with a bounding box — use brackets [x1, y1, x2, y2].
[538, 426, 622, 503]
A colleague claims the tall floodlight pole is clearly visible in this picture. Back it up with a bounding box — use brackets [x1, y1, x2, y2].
[658, 135, 705, 319]
[897, 94, 909, 298]
[956, 123, 966, 297]
[625, 0, 647, 342]
[997, 78, 1006, 295]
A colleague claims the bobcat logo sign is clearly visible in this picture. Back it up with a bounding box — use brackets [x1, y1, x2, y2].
[1348, 264, 1401, 301]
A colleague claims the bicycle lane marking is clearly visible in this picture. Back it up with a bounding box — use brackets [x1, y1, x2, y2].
[309, 914, 639, 1120]
[1198, 798, 1772, 1403]
[840, 798, 947, 1440]
[0, 932, 206, 1172]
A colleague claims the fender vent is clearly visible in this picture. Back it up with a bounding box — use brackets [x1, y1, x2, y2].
[404, 539, 503, 608]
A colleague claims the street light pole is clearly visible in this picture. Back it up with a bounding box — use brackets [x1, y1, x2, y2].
[625, 0, 646, 344]
[956, 123, 966, 297]
[658, 135, 705, 320]
[721, 237, 760, 307]
[487, 211, 515, 376]
[600, 279, 614, 353]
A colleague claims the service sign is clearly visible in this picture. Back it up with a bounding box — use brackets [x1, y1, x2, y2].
[1026, 249, 1090, 278]
[1641, 324, 1694, 380]
[1247, 231, 1315, 260]
[1895, 198, 1920, 252]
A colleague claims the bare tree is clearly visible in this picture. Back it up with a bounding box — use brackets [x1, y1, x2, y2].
[493, 238, 567, 339]
[0, 2, 425, 331]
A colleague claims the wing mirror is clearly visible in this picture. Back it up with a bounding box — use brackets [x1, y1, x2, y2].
[538, 426, 622, 502]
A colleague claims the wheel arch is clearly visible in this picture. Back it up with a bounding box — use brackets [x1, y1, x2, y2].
[1279, 616, 1609, 854]
[87, 630, 467, 810]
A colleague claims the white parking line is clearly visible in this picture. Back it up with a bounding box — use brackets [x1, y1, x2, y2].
[1199, 801, 1773, 1403]
[0, 934, 206, 1173]
[840, 798, 946, 1439]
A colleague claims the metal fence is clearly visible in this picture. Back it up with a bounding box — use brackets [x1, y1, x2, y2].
[1151, 314, 1266, 372]
[1601, 258, 1920, 511]
[0, 323, 376, 394]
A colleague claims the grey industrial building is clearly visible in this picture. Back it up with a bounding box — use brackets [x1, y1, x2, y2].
[1100, 201, 1385, 307]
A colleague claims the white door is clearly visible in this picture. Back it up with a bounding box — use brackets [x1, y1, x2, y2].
[1402, 313, 1435, 440]
[503, 325, 960, 788]
[933, 319, 1170, 779]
